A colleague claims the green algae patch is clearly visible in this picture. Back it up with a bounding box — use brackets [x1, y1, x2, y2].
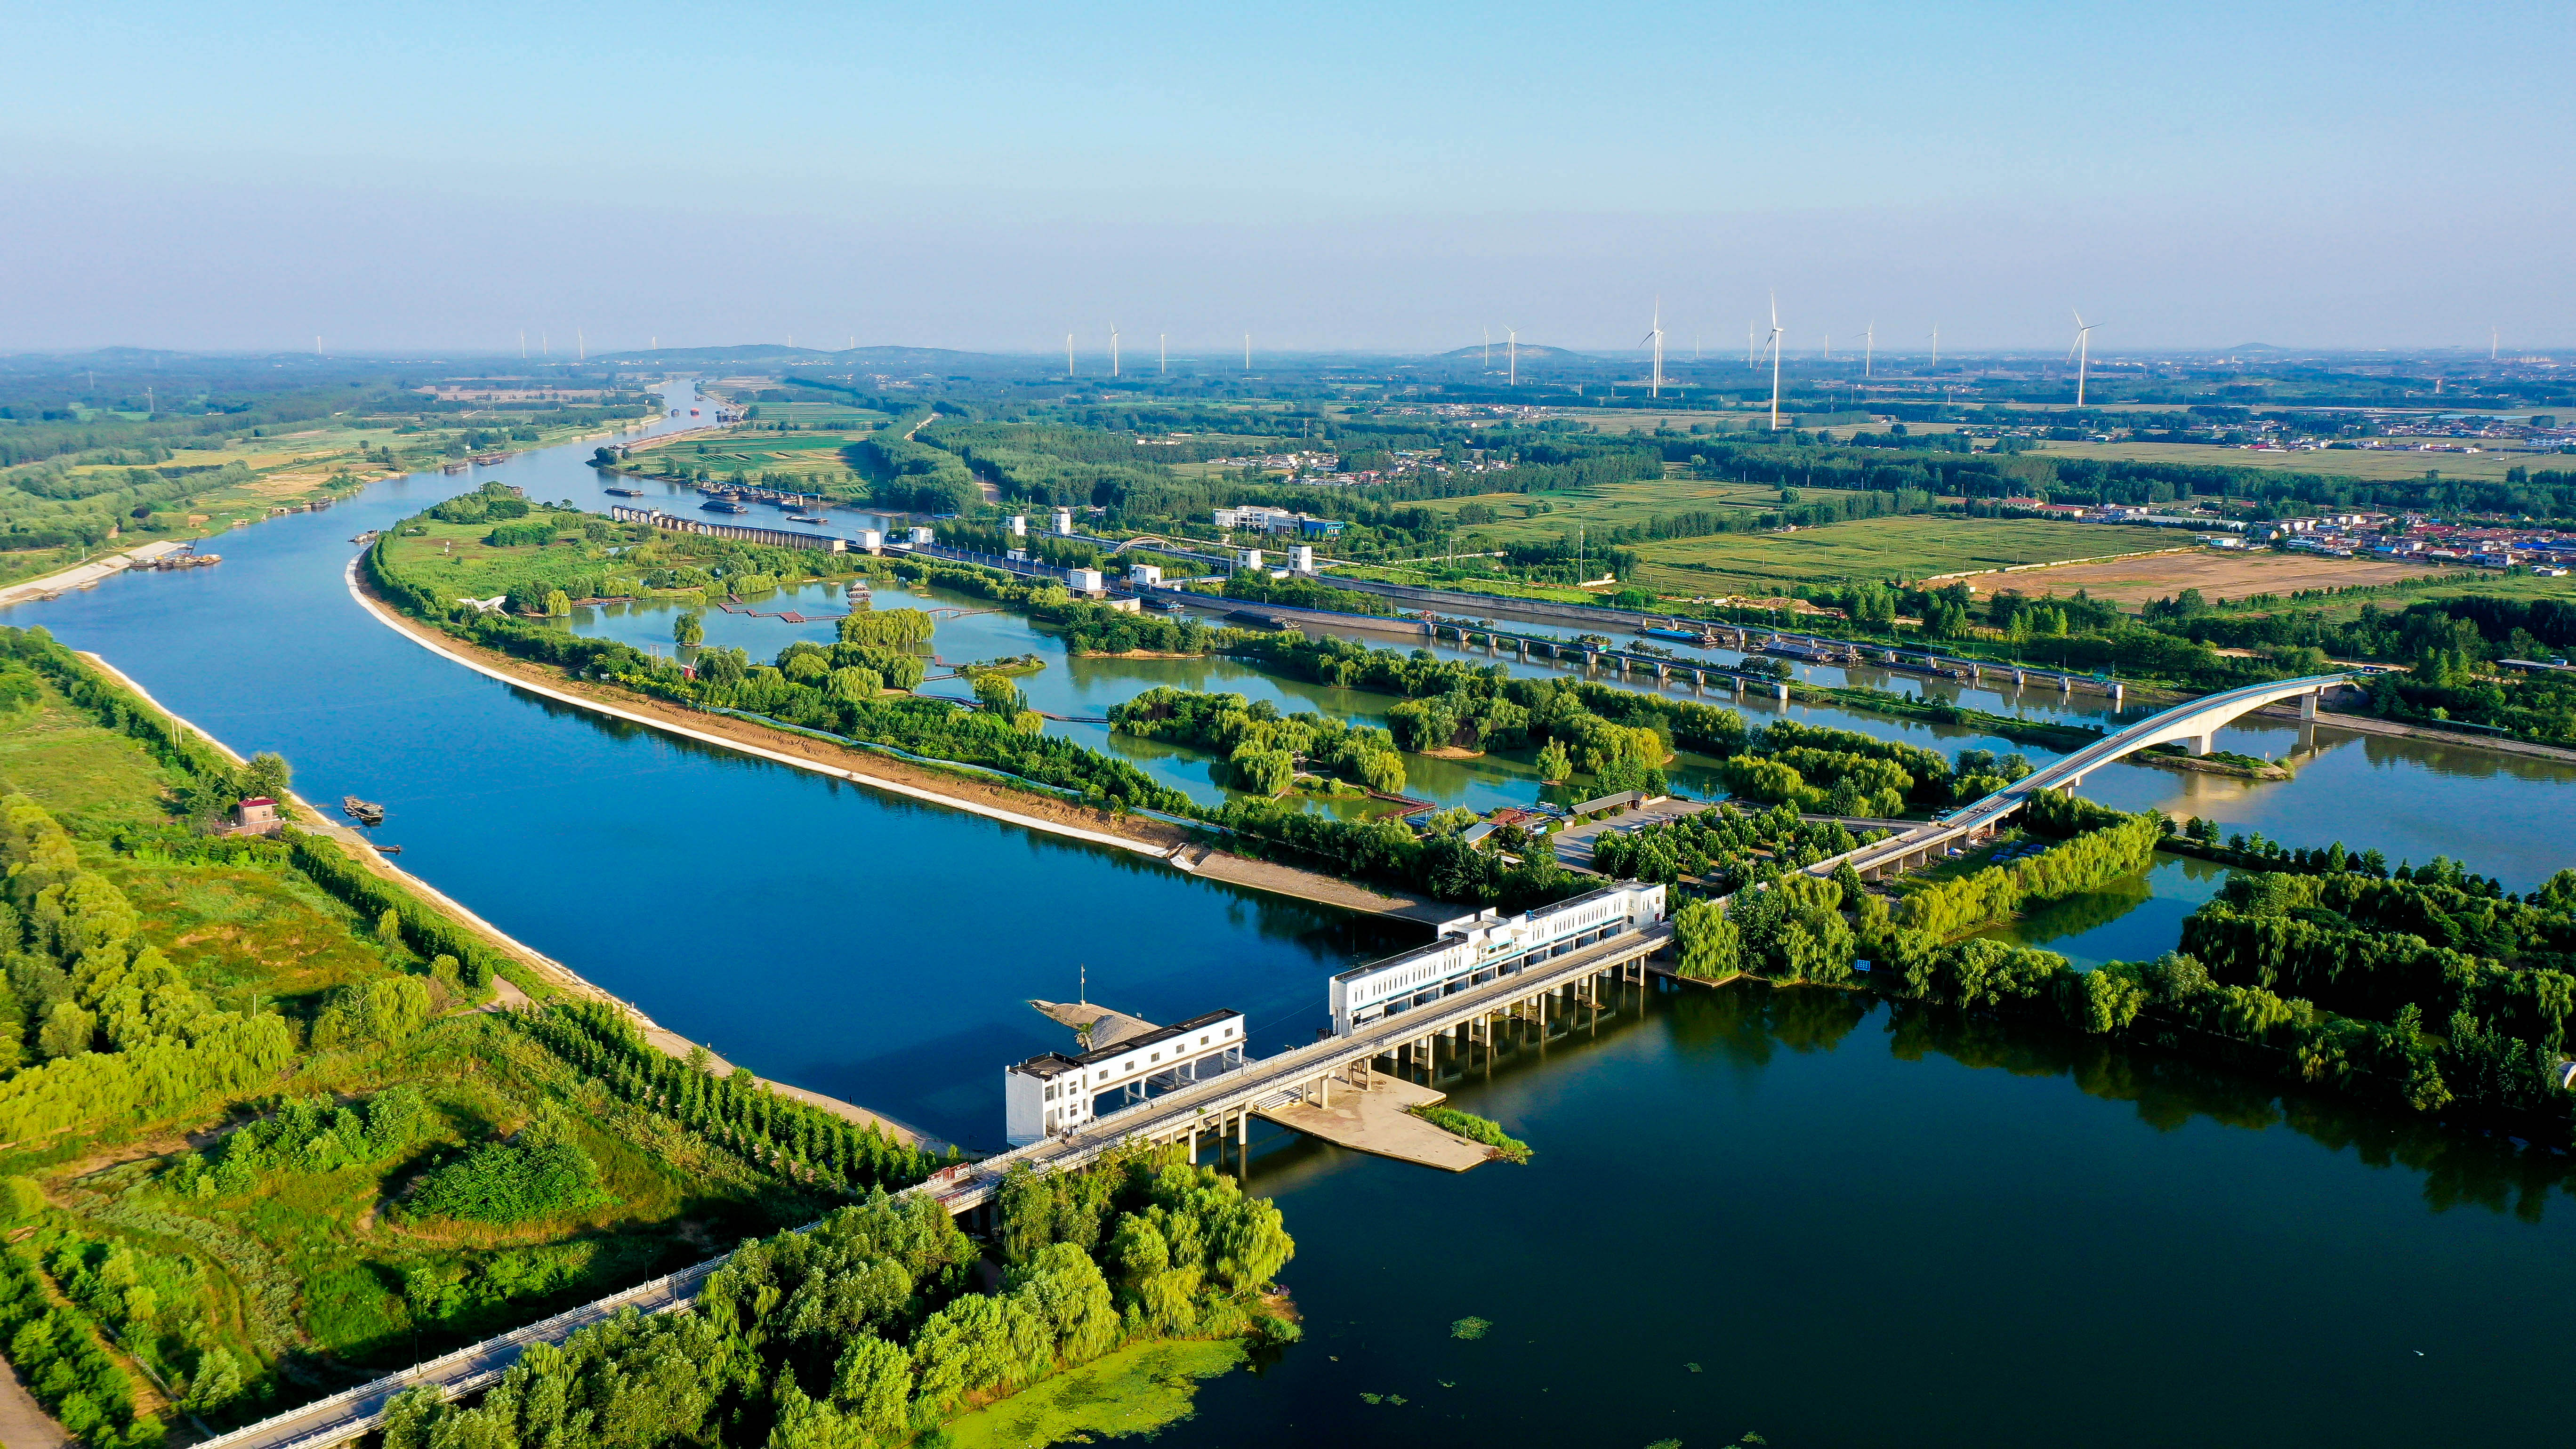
[941, 1338, 1248, 1449]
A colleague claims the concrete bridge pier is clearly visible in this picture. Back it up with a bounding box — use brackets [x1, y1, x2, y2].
[1584, 650, 1599, 671]
[1618, 658, 1632, 680]
[2056, 673, 2072, 692]
[1519, 641, 1530, 662]
[2110, 682, 2125, 707]
[1691, 668, 1707, 690]
[1773, 682, 1791, 704]
[1730, 676, 1745, 698]
[1655, 661, 1671, 686]
[2299, 689, 2320, 720]
[2184, 732, 2214, 757]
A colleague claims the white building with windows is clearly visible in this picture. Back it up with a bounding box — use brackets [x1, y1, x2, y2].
[1004, 1009, 1247, 1146]
[1328, 883, 1665, 1035]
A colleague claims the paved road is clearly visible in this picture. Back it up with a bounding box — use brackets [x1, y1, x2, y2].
[195, 1263, 722, 1449]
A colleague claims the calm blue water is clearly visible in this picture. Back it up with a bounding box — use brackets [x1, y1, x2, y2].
[19, 380, 2576, 1446]
[1164, 978, 2576, 1448]
[9, 382, 1413, 1145]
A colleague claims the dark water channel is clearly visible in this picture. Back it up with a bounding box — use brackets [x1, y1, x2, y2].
[13, 380, 2576, 1446]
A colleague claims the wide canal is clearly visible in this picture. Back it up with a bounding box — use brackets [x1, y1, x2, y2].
[14, 379, 2576, 1446]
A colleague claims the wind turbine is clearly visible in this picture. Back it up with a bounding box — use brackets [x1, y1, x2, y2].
[1864, 321, 1875, 378]
[1243, 333, 1251, 370]
[1506, 327, 1519, 387]
[1482, 326, 1491, 371]
[1747, 321, 1757, 366]
[2069, 310, 2097, 407]
[1111, 324, 1120, 378]
[1930, 324, 1940, 368]
[2491, 326, 2499, 362]
[1065, 333, 1074, 378]
[1159, 333, 1167, 376]
[1639, 298, 1665, 398]
[1765, 292, 1785, 430]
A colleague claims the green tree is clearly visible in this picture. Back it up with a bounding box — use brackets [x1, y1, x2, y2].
[674, 611, 705, 646]
[237, 751, 292, 805]
[974, 673, 1026, 716]
[1534, 739, 1572, 782]
[1673, 899, 1741, 981]
[36, 1001, 94, 1060]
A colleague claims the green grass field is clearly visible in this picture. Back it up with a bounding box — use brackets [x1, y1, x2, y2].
[744, 401, 892, 425]
[2026, 437, 2547, 483]
[0, 670, 790, 1421]
[1629, 515, 2157, 596]
[634, 427, 877, 489]
[1395, 477, 1827, 546]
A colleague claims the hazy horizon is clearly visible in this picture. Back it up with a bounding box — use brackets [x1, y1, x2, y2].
[7, 1, 2567, 356]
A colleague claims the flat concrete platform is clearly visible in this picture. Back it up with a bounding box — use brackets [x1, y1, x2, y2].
[1257, 1074, 1495, 1172]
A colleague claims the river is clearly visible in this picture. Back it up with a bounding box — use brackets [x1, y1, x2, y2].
[14, 378, 2576, 1446]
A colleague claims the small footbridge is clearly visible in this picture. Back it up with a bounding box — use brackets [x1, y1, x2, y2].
[1810, 673, 2358, 881]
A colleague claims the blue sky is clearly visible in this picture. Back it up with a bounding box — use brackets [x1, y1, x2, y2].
[4, 0, 2566, 354]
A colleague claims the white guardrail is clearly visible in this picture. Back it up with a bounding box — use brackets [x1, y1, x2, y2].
[194, 1257, 732, 1449]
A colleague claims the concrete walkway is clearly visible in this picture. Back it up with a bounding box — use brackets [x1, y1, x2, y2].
[0, 1356, 67, 1449]
[0, 541, 188, 610]
[1257, 1074, 1491, 1172]
[1552, 797, 1714, 870]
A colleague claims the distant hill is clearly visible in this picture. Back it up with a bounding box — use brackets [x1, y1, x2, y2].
[595, 343, 1024, 371]
[1431, 342, 1591, 362]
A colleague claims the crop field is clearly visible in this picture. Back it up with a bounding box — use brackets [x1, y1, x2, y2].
[1996, 548, 2459, 605]
[1999, 550, 2576, 613]
[1536, 407, 1773, 435]
[631, 427, 871, 486]
[1407, 477, 1842, 545]
[741, 400, 893, 425]
[2025, 438, 2546, 483]
[1626, 515, 2152, 596]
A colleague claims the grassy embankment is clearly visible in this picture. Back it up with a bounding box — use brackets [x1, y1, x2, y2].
[0, 631, 943, 1441]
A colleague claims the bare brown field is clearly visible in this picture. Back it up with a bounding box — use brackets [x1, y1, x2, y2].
[1989, 549, 2443, 605]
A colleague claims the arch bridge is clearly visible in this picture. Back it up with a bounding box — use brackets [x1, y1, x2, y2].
[1812, 673, 2358, 881]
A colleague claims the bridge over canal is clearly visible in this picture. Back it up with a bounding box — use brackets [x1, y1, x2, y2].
[1804, 672, 2358, 882]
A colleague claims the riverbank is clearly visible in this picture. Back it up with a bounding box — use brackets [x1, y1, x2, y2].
[0, 540, 193, 609]
[346, 557, 1441, 922]
[74, 647, 941, 1151]
[2252, 701, 2576, 764]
